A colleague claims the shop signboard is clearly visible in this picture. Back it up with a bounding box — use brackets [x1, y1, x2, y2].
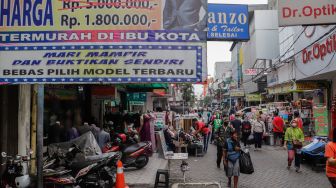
[230, 90, 245, 97]
[154, 112, 166, 129]
[278, 0, 336, 26]
[0, 0, 207, 84]
[129, 101, 145, 105]
[246, 94, 261, 102]
[207, 4, 249, 40]
[244, 69, 258, 76]
[313, 105, 329, 136]
[127, 93, 147, 102]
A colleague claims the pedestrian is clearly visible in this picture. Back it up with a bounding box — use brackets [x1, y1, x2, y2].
[252, 116, 266, 151]
[230, 115, 242, 141]
[77, 122, 91, 135]
[325, 128, 336, 188]
[241, 115, 252, 147]
[223, 131, 241, 188]
[215, 118, 233, 168]
[284, 120, 304, 172]
[66, 125, 79, 141]
[97, 126, 111, 149]
[272, 111, 285, 146]
[293, 111, 303, 131]
[192, 118, 210, 152]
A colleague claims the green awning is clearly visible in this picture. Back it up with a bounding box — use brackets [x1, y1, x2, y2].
[118, 83, 168, 92]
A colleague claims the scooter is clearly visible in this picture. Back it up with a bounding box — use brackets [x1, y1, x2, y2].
[44, 144, 121, 188]
[1, 151, 34, 188]
[103, 134, 152, 169]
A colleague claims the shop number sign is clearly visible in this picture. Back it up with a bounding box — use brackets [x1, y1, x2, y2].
[313, 105, 329, 136]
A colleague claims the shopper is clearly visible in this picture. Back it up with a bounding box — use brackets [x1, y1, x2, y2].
[230, 115, 242, 140]
[192, 118, 210, 152]
[293, 111, 303, 131]
[252, 116, 266, 151]
[223, 131, 241, 188]
[97, 126, 111, 149]
[215, 119, 233, 168]
[284, 120, 304, 173]
[325, 128, 336, 188]
[272, 111, 285, 146]
[241, 115, 252, 147]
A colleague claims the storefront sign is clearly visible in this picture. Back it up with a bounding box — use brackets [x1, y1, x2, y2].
[278, 0, 336, 26]
[246, 94, 261, 102]
[313, 105, 329, 136]
[129, 101, 145, 105]
[154, 112, 166, 129]
[267, 83, 294, 94]
[207, 4, 249, 40]
[230, 90, 245, 97]
[302, 34, 336, 64]
[0, 0, 207, 84]
[295, 82, 319, 90]
[127, 93, 147, 102]
[244, 69, 258, 76]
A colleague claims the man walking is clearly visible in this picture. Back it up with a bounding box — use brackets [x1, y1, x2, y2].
[215, 119, 233, 168]
[230, 115, 242, 140]
[273, 111, 285, 146]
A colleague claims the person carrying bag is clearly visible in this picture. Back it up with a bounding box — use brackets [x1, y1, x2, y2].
[284, 120, 304, 173]
[223, 131, 241, 188]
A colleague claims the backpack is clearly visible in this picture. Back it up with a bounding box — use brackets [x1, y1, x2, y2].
[242, 121, 251, 133]
[227, 138, 240, 163]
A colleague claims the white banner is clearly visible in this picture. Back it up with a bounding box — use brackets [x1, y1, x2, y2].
[0, 42, 206, 83]
[278, 0, 336, 26]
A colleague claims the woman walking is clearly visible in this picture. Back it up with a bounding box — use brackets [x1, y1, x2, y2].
[223, 131, 241, 188]
[284, 120, 304, 172]
[241, 115, 252, 147]
[252, 116, 266, 151]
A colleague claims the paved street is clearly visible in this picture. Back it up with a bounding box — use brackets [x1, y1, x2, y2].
[169, 144, 330, 188]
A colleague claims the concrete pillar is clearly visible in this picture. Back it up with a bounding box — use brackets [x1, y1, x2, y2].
[18, 85, 31, 155]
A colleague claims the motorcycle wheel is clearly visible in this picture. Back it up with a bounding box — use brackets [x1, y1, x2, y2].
[135, 155, 149, 169]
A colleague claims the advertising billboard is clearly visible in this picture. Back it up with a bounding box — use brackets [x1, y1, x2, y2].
[278, 0, 336, 26]
[0, 0, 207, 84]
[207, 4, 249, 41]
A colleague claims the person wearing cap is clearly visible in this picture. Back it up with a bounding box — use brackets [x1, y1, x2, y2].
[215, 118, 234, 168]
[284, 120, 304, 173]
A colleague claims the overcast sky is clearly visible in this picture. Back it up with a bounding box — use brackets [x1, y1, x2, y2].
[195, 0, 268, 97]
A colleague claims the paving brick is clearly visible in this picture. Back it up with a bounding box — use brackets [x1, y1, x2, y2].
[169, 144, 330, 188]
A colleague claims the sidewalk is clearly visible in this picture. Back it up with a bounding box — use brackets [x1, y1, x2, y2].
[169, 144, 330, 188]
[125, 153, 168, 188]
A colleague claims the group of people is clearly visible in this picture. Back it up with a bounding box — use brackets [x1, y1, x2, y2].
[192, 109, 305, 188]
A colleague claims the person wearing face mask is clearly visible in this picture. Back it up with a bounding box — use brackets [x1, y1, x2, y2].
[284, 120, 304, 173]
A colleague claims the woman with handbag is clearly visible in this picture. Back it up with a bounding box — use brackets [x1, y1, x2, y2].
[284, 120, 304, 173]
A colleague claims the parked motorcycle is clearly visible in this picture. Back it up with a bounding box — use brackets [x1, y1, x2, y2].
[1, 151, 34, 188]
[44, 144, 121, 188]
[103, 133, 152, 169]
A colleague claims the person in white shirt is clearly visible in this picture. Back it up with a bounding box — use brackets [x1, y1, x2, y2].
[252, 116, 266, 151]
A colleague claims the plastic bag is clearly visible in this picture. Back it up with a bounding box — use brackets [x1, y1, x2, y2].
[247, 134, 254, 145]
[239, 150, 254, 174]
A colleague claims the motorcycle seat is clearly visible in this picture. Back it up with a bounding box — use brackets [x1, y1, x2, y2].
[70, 152, 117, 170]
[123, 142, 147, 154]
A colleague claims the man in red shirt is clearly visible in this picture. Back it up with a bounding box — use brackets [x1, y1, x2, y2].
[193, 118, 210, 152]
[272, 111, 285, 146]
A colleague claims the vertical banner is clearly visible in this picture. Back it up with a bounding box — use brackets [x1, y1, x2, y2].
[0, 0, 207, 84]
[313, 105, 329, 136]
